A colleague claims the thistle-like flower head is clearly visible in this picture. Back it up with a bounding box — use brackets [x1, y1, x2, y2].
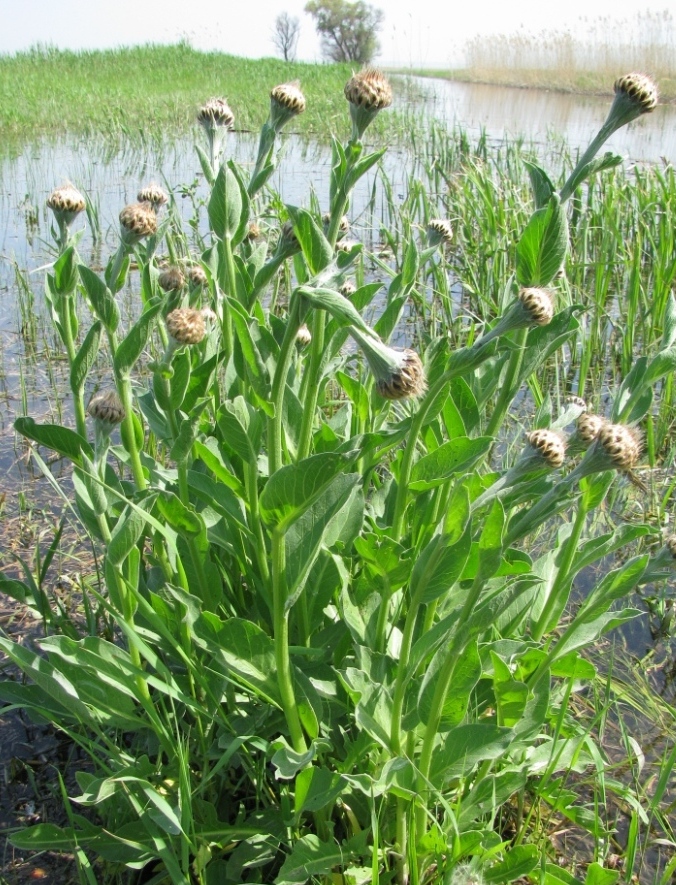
[119, 201, 157, 246]
[344, 68, 392, 139]
[518, 287, 555, 326]
[269, 81, 306, 132]
[614, 73, 658, 115]
[137, 183, 169, 210]
[275, 220, 302, 258]
[247, 222, 262, 241]
[197, 97, 235, 130]
[87, 390, 125, 426]
[349, 327, 426, 400]
[186, 264, 208, 287]
[322, 213, 350, 239]
[597, 423, 642, 469]
[340, 281, 356, 299]
[565, 395, 587, 410]
[166, 307, 206, 345]
[577, 413, 607, 445]
[525, 429, 567, 469]
[158, 266, 185, 293]
[344, 68, 392, 110]
[47, 182, 86, 218]
[296, 323, 312, 348]
[427, 218, 453, 248]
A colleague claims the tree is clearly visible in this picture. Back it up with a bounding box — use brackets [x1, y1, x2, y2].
[305, 0, 384, 64]
[272, 12, 301, 62]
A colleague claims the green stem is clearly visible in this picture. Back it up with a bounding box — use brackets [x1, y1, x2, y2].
[271, 528, 307, 754]
[296, 310, 325, 461]
[61, 293, 87, 439]
[96, 510, 150, 702]
[485, 328, 528, 439]
[269, 297, 302, 476]
[246, 458, 270, 586]
[559, 120, 617, 203]
[530, 499, 588, 641]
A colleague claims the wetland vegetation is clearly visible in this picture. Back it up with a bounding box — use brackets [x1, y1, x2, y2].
[0, 46, 675, 885]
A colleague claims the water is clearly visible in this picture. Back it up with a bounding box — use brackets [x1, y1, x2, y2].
[405, 76, 676, 164]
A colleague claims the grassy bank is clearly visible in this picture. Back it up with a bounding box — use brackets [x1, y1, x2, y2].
[0, 43, 359, 140]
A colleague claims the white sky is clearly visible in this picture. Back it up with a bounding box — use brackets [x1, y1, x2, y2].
[0, 0, 672, 67]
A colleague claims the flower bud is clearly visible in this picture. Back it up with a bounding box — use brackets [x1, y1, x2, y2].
[87, 390, 125, 425]
[525, 429, 566, 469]
[275, 220, 302, 258]
[518, 287, 555, 326]
[577, 413, 606, 445]
[597, 423, 642, 469]
[565, 395, 587, 410]
[158, 266, 185, 293]
[269, 81, 306, 132]
[166, 308, 206, 345]
[247, 222, 262, 241]
[427, 218, 453, 248]
[344, 68, 392, 138]
[47, 182, 86, 225]
[349, 327, 426, 400]
[323, 213, 350, 239]
[186, 265, 207, 287]
[614, 73, 658, 116]
[296, 324, 312, 348]
[197, 97, 235, 131]
[137, 183, 168, 210]
[339, 281, 356, 299]
[336, 238, 358, 254]
[119, 202, 157, 247]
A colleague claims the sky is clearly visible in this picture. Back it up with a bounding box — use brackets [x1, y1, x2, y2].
[0, 0, 672, 67]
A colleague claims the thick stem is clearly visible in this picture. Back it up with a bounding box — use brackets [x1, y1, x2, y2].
[272, 529, 307, 754]
[269, 297, 302, 476]
[530, 498, 588, 641]
[485, 328, 528, 439]
[61, 293, 88, 439]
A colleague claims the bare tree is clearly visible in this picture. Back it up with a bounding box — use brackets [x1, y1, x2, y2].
[272, 12, 301, 62]
[305, 0, 383, 64]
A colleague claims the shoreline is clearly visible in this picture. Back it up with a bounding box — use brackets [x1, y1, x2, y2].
[390, 67, 676, 104]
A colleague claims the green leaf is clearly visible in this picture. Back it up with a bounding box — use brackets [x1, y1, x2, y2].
[584, 863, 620, 885]
[194, 616, 280, 705]
[483, 845, 539, 883]
[430, 723, 513, 781]
[107, 503, 148, 566]
[294, 768, 347, 817]
[71, 321, 102, 396]
[524, 160, 555, 209]
[410, 522, 472, 605]
[14, 417, 92, 463]
[156, 492, 203, 538]
[516, 194, 569, 287]
[285, 474, 361, 609]
[114, 296, 163, 377]
[260, 451, 358, 530]
[276, 835, 348, 885]
[79, 265, 120, 332]
[410, 437, 492, 491]
[287, 206, 333, 275]
[418, 638, 481, 730]
[209, 164, 242, 240]
[218, 397, 264, 464]
[54, 245, 79, 293]
[337, 371, 369, 423]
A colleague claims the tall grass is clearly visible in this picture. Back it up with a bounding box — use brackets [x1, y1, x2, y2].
[414, 11, 676, 101]
[0, 43, 358, 141]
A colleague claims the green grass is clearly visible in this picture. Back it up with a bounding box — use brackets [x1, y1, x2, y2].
[0, 43, 360, 141]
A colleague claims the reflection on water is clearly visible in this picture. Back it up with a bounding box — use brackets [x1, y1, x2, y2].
[407, 76, 676, 164]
